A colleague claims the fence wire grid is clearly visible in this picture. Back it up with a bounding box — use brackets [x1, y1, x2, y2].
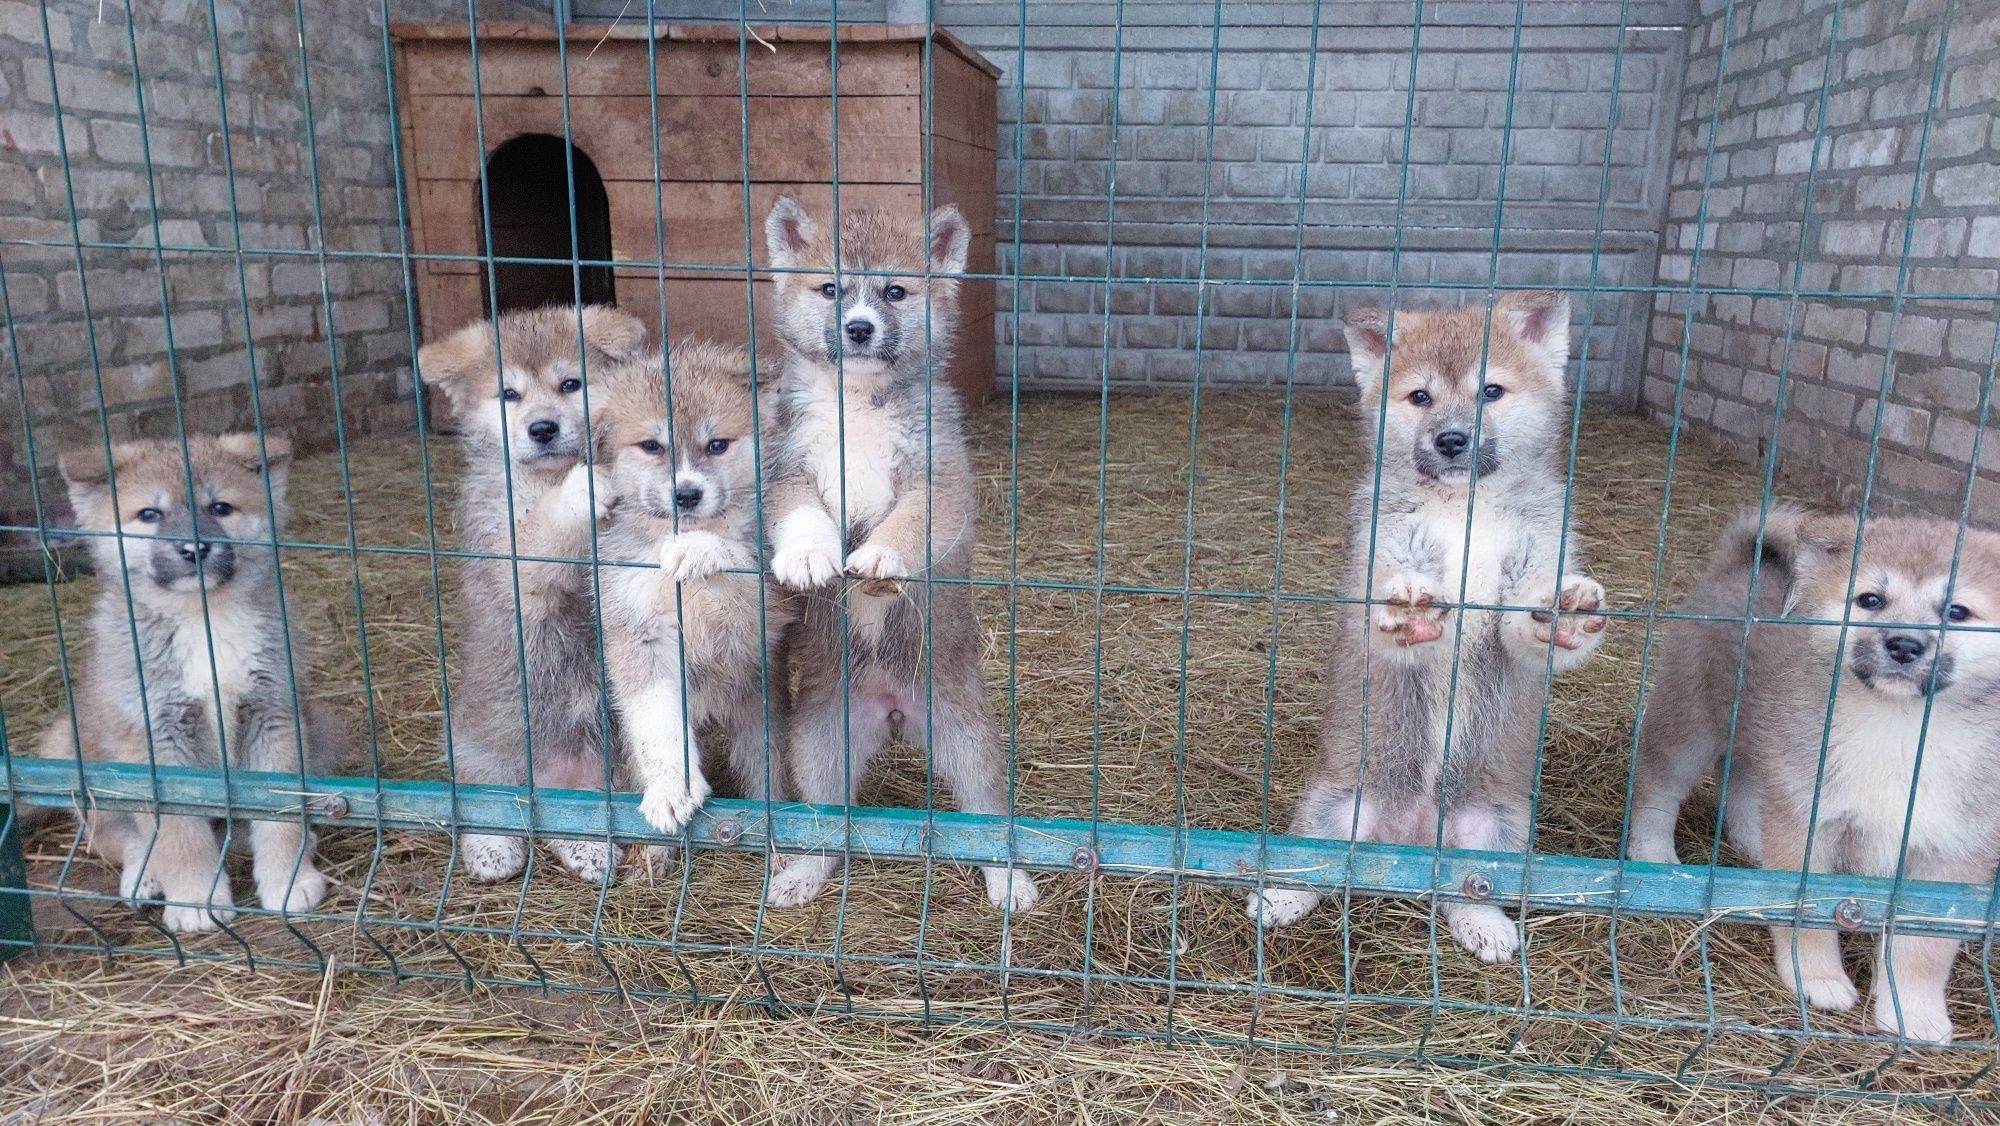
[4, 0, 2000, 1112]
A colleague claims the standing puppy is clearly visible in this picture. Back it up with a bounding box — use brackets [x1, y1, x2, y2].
[592, 340, 793, 835]
[417, 304, 647, 883]
[758, 196, 1037, 912]
[43, 433, 343, 932]
[1248, 291, 1607, 964]
[1631, 507, 2000, 1044]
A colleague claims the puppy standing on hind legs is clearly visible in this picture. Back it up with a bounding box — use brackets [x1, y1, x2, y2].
[1248, 291, 1608, 964]
[40, 433, 344, 933]
[1630, 507, 2000, 1044]
[417, 304, 648, 884]
[590, 340, 794, 844]
[759, 195, 1038, 913]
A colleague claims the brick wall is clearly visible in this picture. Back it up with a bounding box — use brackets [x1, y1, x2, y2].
[944, 1, 1692, 396]
[1644, 0, 2000, 519]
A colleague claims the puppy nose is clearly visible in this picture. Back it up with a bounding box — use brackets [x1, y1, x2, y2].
[527, 419, 560, 445]
[177, 541, 211, 563]
[673, 485, 703, 511]
[1433, 430, 1470, 457]
[844, 319, 874, 345]
[1884, 635, 1927, 664]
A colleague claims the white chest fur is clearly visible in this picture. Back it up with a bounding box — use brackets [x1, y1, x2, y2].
[1819, 692, 1986, 870]
[1413, 495, 1522, 617]
[790, 373, 906, 531]
[164, 598, 264, 740]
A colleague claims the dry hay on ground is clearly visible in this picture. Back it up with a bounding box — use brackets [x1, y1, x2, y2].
[2, 393, 1990, 1121]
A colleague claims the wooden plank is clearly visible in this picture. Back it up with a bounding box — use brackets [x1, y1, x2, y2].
[415, 271, 486, 340]
[388, 22, 1001, 80]
[406, 94, 922, 184]
[608, 180, 929, 277]
[401, 37, 922, 99]
[926, 49, 997, 152]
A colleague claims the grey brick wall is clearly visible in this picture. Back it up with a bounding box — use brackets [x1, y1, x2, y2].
[0, 0, 524, 535]
[943, 1, 1693, 396]
[1644, 0, 2000, 520]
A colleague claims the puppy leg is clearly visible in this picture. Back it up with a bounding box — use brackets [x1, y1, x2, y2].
[534, 748, 620, 884]
[250, 819, 328, 915]
[1246, 778, 1382, 929]
[1439, 804, 1524, 965]
[765, 675, 891, 909]
[721, 684, 787, 803]
[1762, 813, 1858, 1011]
[132, 814, 236, 933]
[1872, 932, 1959, 1044]
[446, 724, 532, 882]
[924, 687, 1039, 914]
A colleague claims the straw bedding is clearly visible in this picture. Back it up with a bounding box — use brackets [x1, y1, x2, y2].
[0, 392, 1989, 1122]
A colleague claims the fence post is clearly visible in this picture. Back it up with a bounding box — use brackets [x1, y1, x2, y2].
[0, 800, 28, 962]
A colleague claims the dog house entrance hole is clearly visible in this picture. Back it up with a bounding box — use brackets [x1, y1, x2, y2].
[479, 135, 616, 313]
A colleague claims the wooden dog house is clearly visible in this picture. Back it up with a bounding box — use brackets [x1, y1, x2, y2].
[390, 22, 1000, 405]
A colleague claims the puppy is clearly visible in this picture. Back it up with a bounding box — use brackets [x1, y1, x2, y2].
[41, 433, 344, 932]
[1248, 291, 1608, 964]
[416, 304, 647, 883]
[592, 340, 792, 836]
[757, 196, 1038, 912]
[1631, 506, 2000, 1043]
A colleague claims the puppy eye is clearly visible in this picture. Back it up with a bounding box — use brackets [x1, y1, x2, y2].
[637, 439, 665, 455]
[559, 378, 583, 394]
[207, 501, 234, 517]
[884, 284, 907, 302]
[1948, 603, 1972, 623]
[501, 388, 522, 402]
[705, 438, 731, 456]
[135, 507, 163, 524]
[1855, 592, 1885, 611]
[1482, 384, 1506, 401]
[1407, 389, 1432, 406]
[818, 282, 839, 300]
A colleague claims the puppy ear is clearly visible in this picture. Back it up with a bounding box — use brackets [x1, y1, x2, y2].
[416, 321, 495, 408]
[926, 205, 971, 277]
[214, 431, 291, 474]
[1497, 290, 1571, 375]
[1341, 307, 1393, 397]
[57, 444, 115, 489]
[765, 196, 816, 271]
[580, 306, 647, 363]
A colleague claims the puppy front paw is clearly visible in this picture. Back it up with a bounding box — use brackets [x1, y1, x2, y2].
[845, 543, 906, 582]
[638, 772, 713, 836]
[771, 510, 845, 590]
[1874, 987, 1954, 1045]
[1373, 571, 1448, 647]
[659, 529, 742, 583]
[1530, 575, 1608, 655]
[556, 463, 616, 526]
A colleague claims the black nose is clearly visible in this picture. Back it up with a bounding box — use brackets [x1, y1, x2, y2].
[844, 319, 874, 345]
[177, 541, 211, 563]
[527, 419, 560, 445]
[674, 485, 703, 511]
[1433, 430, 1470, 457]
[1884, 635, 1927, 664]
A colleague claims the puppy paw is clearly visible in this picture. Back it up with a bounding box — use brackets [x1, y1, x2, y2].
[659, 529, 741, 583]
[845, 543, 906, 582]
[631, 843, 680, 882]
[556, 464, 615, 526]
[765, 855, 838, 908]
[983, 867, 1040, 913]
[1781, 964, 1860, 1011]
[1531, 575, 1608, 653]
[460, 833, 528, 882]
[1373, 571, 1449, 647]
[1246, 887, 1322, 929]
[1874, 989, 1954, 1045]
[256, 864, 329, 915]
[120, 864, 163, 903]
[771, 510, 845, 590]
[549, 837, 615, 884]
[1447, 904, 1521, 965]
[638, 772, 713, 836]
[1624, 835, 1682, 866]
[161, 887, 237, 934]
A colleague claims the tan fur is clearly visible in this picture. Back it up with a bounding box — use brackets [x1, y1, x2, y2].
[757, 197, 1037, 913]
[1248, 291, 1607, 965]
[41, 433, 344, 932]
[416, 303, 648, 884]
[590, 339, 795, 836]
[1632, 507, 2000, 1043]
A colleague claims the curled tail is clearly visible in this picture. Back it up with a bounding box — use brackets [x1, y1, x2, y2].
[1708, 503, 1811, 584]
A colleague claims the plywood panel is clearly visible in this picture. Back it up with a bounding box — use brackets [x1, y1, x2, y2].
[409, 94, 922, 184]
[402, 37, 924, 99]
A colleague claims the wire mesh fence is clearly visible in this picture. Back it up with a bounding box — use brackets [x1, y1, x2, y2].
[4, 0, 2000, 1111]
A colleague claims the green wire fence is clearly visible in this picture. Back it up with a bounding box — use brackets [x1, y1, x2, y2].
[4, 0, 2000, 1109]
